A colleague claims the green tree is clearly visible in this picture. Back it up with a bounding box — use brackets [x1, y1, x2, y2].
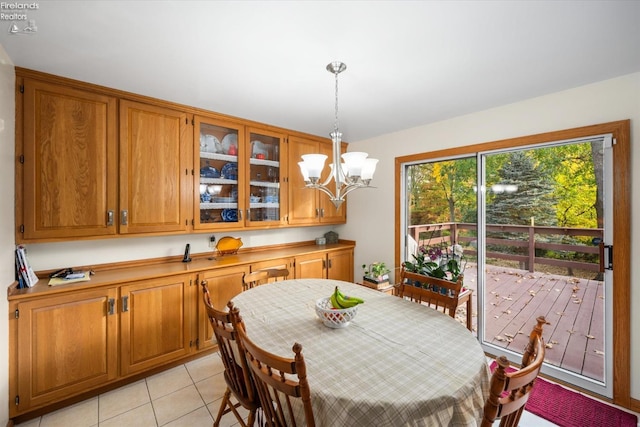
[486, 151, 556, 226]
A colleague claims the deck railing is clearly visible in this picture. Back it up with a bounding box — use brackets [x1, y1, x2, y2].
[408, 222, 604, 274]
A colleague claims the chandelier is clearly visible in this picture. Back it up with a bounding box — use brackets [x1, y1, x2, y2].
[298, 61, 378, 209]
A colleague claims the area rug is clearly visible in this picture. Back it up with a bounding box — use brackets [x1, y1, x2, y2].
[489, 362, 638, 427]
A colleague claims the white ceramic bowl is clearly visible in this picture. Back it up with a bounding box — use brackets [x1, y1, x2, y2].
[315, 297, 358, 328]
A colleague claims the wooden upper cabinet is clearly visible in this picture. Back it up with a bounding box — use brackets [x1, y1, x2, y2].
[119, 100, 192, 234]
[287, 135, 346, 225]
[245, 127, 288, 227]
[193, 116, 245, 230]
[288, 135, 321, 225]
[318, 142, 347, 223]
[16, 70, 346, 241]
[20, 78, 118, 240]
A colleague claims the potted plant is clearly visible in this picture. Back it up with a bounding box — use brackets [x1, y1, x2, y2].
[362, 262, 391, 287]
[403, 243, 467, 290]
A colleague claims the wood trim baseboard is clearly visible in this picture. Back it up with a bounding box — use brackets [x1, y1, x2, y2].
[630, 397, 640, 413]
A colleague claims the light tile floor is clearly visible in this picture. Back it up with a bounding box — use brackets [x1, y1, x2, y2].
[15, 353, 248, 427]
[13, 351, 629, 427]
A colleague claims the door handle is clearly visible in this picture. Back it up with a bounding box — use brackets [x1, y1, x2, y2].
[108, 298, 115, 315]
[599, 243, 613, 272]
[122, 296, 129, 312]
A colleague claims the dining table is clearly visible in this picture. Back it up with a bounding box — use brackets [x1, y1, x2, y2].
[231, 279, 490, 427]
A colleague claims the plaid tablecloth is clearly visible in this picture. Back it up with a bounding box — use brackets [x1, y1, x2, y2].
[232, 279, 490, 427]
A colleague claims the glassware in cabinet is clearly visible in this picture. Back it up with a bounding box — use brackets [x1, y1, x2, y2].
[247, 130, 283, 224]
[196, 119, 243, 227]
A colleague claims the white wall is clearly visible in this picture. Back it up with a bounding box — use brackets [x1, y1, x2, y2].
[23, 227, 338, 271]
[0, 44, 14, 426]
[345, 72, 640, 399]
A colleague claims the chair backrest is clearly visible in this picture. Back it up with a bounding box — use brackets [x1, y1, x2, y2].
[231, 305, 316, 427]
[481, 316, 548, 427]
[243, 268, 291, 291]
[265, 268, 290, 282]
[242, 270, 270, 291]
[397, 267, 463, 318]
[201, 283, 257, 409]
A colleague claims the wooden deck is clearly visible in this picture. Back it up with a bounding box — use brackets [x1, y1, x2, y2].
[454, 263, 604, 382]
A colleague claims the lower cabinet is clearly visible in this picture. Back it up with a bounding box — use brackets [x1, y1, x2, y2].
[294, 252, 327, 278]
[197, 265, 249, 350]
[294, 248, 353, 282]
[327, 249, 354, 281]
[10, 275, 196, 416]
[8, 243, 355, 419]
[13, 288, 119, 413]
[120, 274, 194, 376]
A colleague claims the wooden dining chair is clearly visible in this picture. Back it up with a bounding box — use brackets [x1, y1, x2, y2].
[397, 267, 465, 325]
[481, 315, 548, 427]
[242, 270, 270, 291]
[243, 268, 290, 291]
[265, 267, 290, 282]
[230, 304, 316, 427]
[201, 283, 259, 427]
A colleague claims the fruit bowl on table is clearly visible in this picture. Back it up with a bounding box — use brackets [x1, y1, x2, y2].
[315, 297, 358, 328]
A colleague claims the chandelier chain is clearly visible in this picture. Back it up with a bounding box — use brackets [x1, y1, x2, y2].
[334, 68, 339, 134]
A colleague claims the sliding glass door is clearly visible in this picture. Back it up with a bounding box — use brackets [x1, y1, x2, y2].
[401, 133, 615, 397]
[477, 136, 613, 397]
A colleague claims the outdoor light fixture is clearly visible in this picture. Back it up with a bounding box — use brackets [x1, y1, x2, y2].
[298, 61, 378, 209]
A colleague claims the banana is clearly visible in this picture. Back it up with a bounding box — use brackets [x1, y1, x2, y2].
[336, 287, 364, 304]
[329, 286, 365, 309]
[335, 286, 364, 308]
[330, 292, 344, 309]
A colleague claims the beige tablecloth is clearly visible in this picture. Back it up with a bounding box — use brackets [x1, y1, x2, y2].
[232, 279, 490, 427]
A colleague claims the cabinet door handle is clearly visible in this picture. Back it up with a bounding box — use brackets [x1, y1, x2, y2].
[315, 208, 320, 218]
[108, 298, 115, 315]
[328, 259, 333, 269]
[121, 210, 128, 225]
[107, 210, 114, 226]
[321, 208, 325, 218]
[122, 296, 129, 312]
[238, 209, 243, 220]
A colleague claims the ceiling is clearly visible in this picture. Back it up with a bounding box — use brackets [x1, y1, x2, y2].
[1, 1, 639, 142]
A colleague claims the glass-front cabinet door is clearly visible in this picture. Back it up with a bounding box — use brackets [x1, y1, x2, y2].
[194, 116, 244, 229]
[245, 128, 286, 227]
